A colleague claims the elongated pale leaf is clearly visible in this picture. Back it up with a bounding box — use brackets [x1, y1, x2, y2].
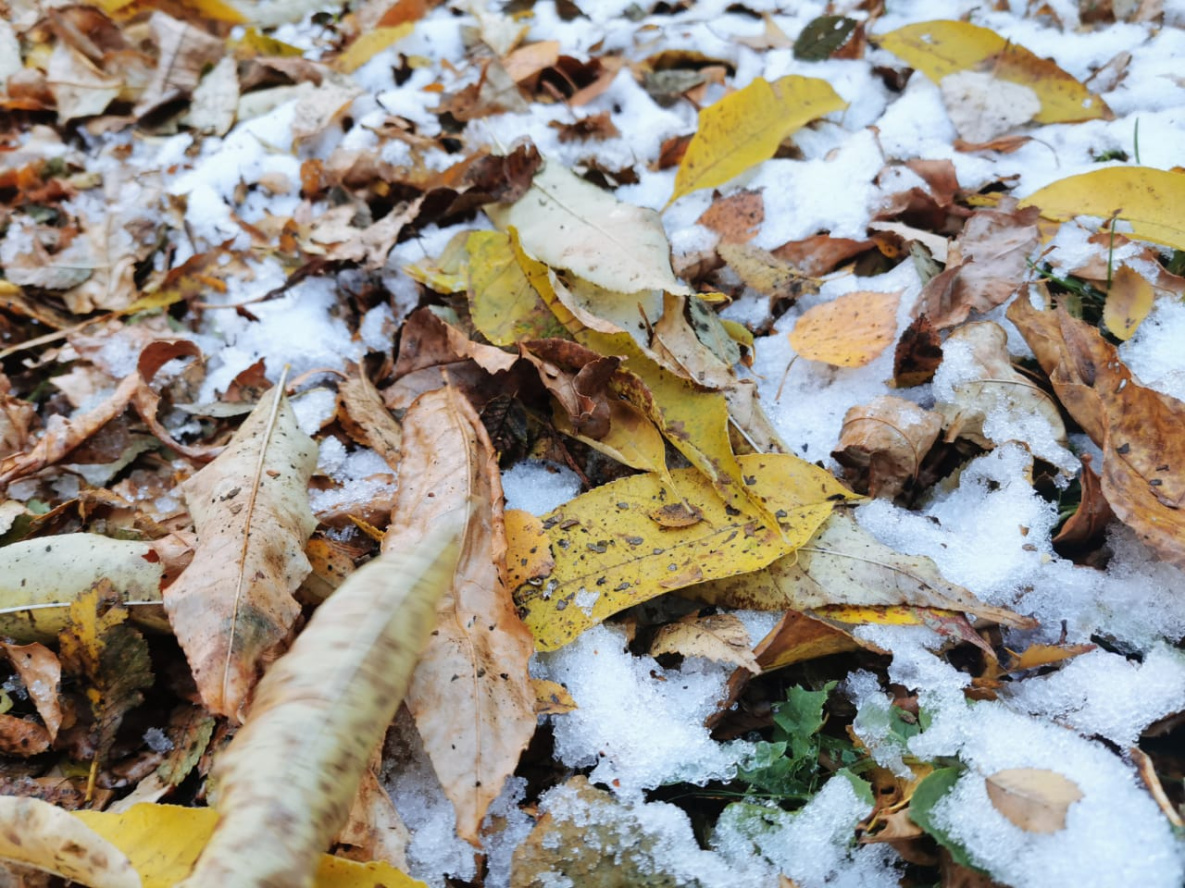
[877, 20, 1109, 124]
[671, 75, 847, 204]
[1020, 167, 1185, 252]
[0, 534, 165, 642]
[487, 159, 691, 294]
[694, 511, 1035, 628]
[76, 804, 427, 888]
[513, 453, 853, 651]
[0, 795, 139, 888]
[164, 385, 318, 722]
[985, 768, 1083, 834]
[178, 528, 459, 888]
[335, 24, 414, 73]
[389, 387, 537, 845]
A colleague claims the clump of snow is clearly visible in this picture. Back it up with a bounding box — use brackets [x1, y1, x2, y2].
[501, 461, 582, 516]
[533, 623, 751, 797]
[1119, 295, 1185, 403]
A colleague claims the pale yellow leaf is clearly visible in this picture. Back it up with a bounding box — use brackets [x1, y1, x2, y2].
[335, 25, 415, 74]
[789, 290, 900, 367]
[985, 768, 1083, 833]
[1105, 265, 1161, 342]
[0, 795, 139, 888]
[671, 75, 847, 204]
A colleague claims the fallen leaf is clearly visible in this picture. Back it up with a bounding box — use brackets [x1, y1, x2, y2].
[134, 11, 225, 119]
[877, 20, 1110, 124]
[0, 642, 62, 741]
[1019, 167, 1185, 252]
[0, 713, 51, 755]
[985, 768, 1083, 833]
[694, 511, 1035, 629]
[388, 387, 536, 845]
[532, 678, 577, 715]
[670, 75, 847, 204]
[697, 189, 764, 244]
[75, 803, 428, 888]
[719, 241, 813, 301]
[649, 612, 758, 671]
[512, 453, 853, 651]
[1004, 642, 1096, 673]
[337, 369, 402, 472]
[182, 56, 239, 136]
[752, 610, 867, 672]
[46, 42, 121, 122]
[488, 157, 691, 295]
[520, 339, 619, 439]
[789, 290, 901, 367]
[1008, 292, 1185, 569]
[335, 24, 414, 73]
[164, 384, 319, 721]
[467, 230, 569, 346]
[0, 796, 139, 888]
[939, 70, 1041, 143]
[1052, 454, 1115, 554]
[832, 395, 943, 500]
[178, 527, 459, 888]
[336, 759, 410, 870]
[893, 314, 944, 388]
[1103, 263, 1155, 340]
[0, 534, 166, 642]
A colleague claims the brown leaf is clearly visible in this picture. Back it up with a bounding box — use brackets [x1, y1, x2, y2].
[337, 368, 402, 471]
[752, 609, 868, 672]
[893, 314, 944, 388]
[164, 384, 318, 721]
[719, 241, 814, 301]
[649, 612, 758, 671]
[0, 796, 139, 888]
[0, 643, 62, 741]
[985, 768, 1083, 833]
[0, 713, 52, 756]
[520, 339, 620, 439]
[336, 752, 411, 870]
[697, 189, 764, 244]
[833, 395, 943, 500]
[387, 387, 536, 845]
[917, 200, 1040, 328]
[135, 11, 225, 119]
[773, 235, 877, 277]
[789, 290, 901, 368]
[1008, 292, 1185, 568]
[1051, 453, 1115, 555]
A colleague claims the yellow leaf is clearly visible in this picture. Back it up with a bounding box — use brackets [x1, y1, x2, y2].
[553, 399, 673, 486]
[0, 796, 138, 888]
[466, 230, 568, 345]
[789, 290, 900, 367]
[876, 21, 1110, 124]
[512, 453, 853, 651]
[182, 0, 249, 23]
[73, 804, 427, 888]
[670, 75, 847, 205]
[505, 510, 556, 590]
[335, 25, 415, 74]
[1020, 167, 1185, 252]
[984, 768, 1083, 834]
[1104, 264, 1155, 341]
[232, 27, 305, 58]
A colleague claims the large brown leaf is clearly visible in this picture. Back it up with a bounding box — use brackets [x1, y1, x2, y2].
[1008, 291, 1185, 568]
[164, 385, 318, 721]
[386, 386, 536, 845]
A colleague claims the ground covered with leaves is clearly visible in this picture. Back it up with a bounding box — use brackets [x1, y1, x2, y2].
[1, 0, 1185, 886]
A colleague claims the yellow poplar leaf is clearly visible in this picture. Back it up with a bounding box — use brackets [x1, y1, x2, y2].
[985, 768, 1083, 834]
[1020, 167, 1185, 252]
[178, 528, 460, 888]
[789, 290, 901, 367]
[466, 230, 568, 345]
[671, 75, 847, 205]
[876, 21, 1110, 124]
[512, 453, 853, 650]
[74, 804, 426, 888]
[553, 399, 673, 485]
[1104, 264, 1155, 341]
[505, 510, 555, 591]
[0, 796, 139, 888]
[335, 25, 415, 73]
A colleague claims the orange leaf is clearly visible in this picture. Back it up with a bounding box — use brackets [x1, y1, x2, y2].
[789, 291, 901, 367]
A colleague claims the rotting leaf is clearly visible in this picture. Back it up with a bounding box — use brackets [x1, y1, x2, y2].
[670, 75, 847, 205]
[876, 20, 1110, 124]
[388, 387, 536, 845]
[176, 527, 459, 888]
[1019, 167, 1185, 252]
[832, 395, 943, 500]
[789, 290, 901, 368]
[0, 796, 140, 888]
[893, 314, 944, 388]
[164, 383, 318, 722]
[985, 768, 1083, 834]
[512, 453, 854, 651]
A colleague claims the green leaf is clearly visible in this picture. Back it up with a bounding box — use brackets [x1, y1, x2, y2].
[909, 766, 981, 871]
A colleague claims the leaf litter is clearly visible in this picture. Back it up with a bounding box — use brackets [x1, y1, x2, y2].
[1, 3, 1184, 888]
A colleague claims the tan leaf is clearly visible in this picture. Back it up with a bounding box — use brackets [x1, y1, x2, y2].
[985, 768, 1083, 833]
[697, 189, 764, 244]
[1103, 264, 1155, 341]
[164, 384, 318, 721]
[388, 387, 536, 845]
[0, 795, 140, 888]
[134, 11, 225, 119]
[719, 242, 814, 301]
[175, 527, 459, 888]
[0, 642, 62, 741]
[649, 612, 758, 671]
[46, 42, 121, 122]
[752, 610, 867, 672]
[833, 395, 943, 500]
[335, 751, 411, 871]
[337, 369, 402, 471]
[790, 291, 901, 367]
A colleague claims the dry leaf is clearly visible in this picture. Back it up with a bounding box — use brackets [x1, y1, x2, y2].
[178, 527, 459, 888]
[520, 339, 619, 439]
[697, 189, 764, 244]
[649, 612, 758, 671]
[985, 768, 1083, 833]
[512, 453, 854, 651]
[939, 70, 1040, 143]
[388, 387, 536, 845]
[1008, 292, 1185, 569]
[46, 42, 121, 122]
[789, 290, 901, 367]
[670, 75, 847, 204]
[335, 24, 414, 73]
[752, 610, 867, 672]
[336, 762, 411, 870]
[719, 242, 813, 301]
[487, 158, 691, 295]
[1019, 167, 1185, 252]
[0, 796, 139, 888]
[893, 314, 944, 388]
[877, 20, 1110, 124]
[832, 395, 943, 500]
[0, 534, 166, 642]
[1052, 454, 1115, 554]
[1103, 264, 1155, 341]
[134, 12, 225, 119]
[164, 384, 318, 721]
[0, 643, 62, 741]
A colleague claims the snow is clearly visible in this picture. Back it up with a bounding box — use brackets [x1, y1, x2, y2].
[500, 461, 582, 516]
